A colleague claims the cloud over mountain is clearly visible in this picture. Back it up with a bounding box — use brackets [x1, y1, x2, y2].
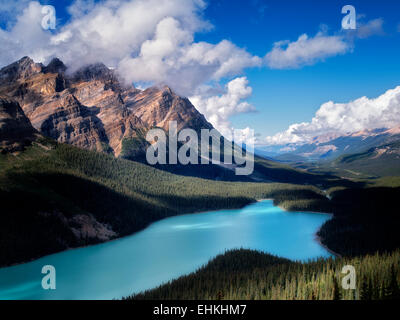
[0, 0, 263, 134]
[189, 77, 256, 138]
[265, 86, 400, 145]
[0, 1, 387, 140]
[0, 0, 261, 97]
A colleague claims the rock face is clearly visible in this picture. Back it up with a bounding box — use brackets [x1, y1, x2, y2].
[0, 57, 213, 156]
[0, 97, 38, 153]
[124, 86, 213, 132]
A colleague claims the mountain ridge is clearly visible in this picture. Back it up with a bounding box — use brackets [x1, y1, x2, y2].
[0, 57, 363, 185]
[0, 56, 213, 157]
[258, 126, 400, 162]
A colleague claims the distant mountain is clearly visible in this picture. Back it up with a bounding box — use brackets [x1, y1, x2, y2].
[331, 140, 400, 177]
[257, 127, 400, 178]
[258, 126, 400, 163]
[0, 57, 213, 158]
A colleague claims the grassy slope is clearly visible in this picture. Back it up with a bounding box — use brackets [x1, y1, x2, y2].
[129, 249, 400, 300]
[0, 138, 329, 267]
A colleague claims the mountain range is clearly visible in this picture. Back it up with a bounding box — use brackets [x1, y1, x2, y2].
[0, 56, 212, 159]
[2, 57, 345, 184]
[257, 126, 400, 162]
[0, 56, 336, 266]
[1, 56, 399, 269]
[2, 56, 399, 181]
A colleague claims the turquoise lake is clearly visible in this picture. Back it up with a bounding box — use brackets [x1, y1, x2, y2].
[0, 200, 332, 300]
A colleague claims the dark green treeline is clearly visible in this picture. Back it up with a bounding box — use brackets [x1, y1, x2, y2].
[129, 249, 400, 300]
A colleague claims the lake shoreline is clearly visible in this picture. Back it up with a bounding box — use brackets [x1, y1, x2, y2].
[314, 228, 342, 258]
[263, 199, 338, 258]
[0, 199, 335, 300]
[0, 198, 337, 270]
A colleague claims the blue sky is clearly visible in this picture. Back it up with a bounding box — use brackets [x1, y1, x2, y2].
[1, 0, 400, 144]
[196, 0, 400, 135]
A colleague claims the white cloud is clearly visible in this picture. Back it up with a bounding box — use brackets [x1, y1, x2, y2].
[190, 77, 256, 138]
[265, 17, 384, 70]
[0, 1, 389, 143]
[354, 18, 384, 39]
[118, 25, 262, 96]
[0, 3, 386, 94]
[0, 0, 31, 24]
[67, 0, 96, 19]
[53, 0, 212, 71]
[0, 0, 262, 97]
[0, 0, 264, 139]
[265, 86, 400, 145]
[265, 31, 350, 69]
[233, 126, 257, 147]
[0, 1, 52, 64]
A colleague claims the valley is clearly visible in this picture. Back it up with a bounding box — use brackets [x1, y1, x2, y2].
[0, 200, 332, 299]
[0, 56, 399, 300]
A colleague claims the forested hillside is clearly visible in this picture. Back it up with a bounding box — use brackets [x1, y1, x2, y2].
[0, 138, 328, 267]
[317, 184, 400, 256]
[129, 249, 400, 300]
[332, 140, 400, 177]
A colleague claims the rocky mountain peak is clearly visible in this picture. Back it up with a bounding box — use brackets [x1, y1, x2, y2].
[43, 58, 67, 74]
[161, 85, 173, 95]
[0, 57, 214, 157]
[0, 56, 43, 85]
[72, 63, 116, 82]
[70, 62, 122, 93]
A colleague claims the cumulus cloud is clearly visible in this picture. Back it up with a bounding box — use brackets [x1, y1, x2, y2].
[190, 77, 256, 138]
[118, 21, 261, 95]
[0, 1, 388, 142]
[0, 1, 53, 64]
[52, 0, 212, 71]
[0, 0, 264, 139]
[0, 0, 262, 97]
[265, 17, 384, 70]
[0, 2, 385, 94]
[265, 31, 350, 69]
[265, 86, 400, 145]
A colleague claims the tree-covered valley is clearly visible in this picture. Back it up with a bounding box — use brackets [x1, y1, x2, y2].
[0, 56, 399, 301]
